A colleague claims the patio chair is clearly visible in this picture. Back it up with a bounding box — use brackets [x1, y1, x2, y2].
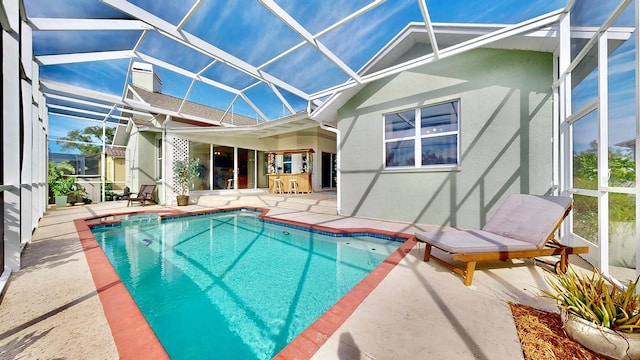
[414, 194, 588, 286]
[127, 185, 157, 207]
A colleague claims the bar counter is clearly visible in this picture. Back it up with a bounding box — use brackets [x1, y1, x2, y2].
[268, 173, 312, 193]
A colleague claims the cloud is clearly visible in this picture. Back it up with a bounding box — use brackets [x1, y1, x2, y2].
[183, 0, 301, 66]
[40, 60, 130, 95]
[322, 2, 416, 69]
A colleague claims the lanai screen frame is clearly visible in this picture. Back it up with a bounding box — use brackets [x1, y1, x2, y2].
[556, 0, 639, 284]
[3, 0, 639, 287]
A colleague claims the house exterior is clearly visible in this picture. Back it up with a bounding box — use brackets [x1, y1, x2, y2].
[115, 63, 337, 205]
[103, 148, 126, 191]
[337, 47, 553, 229]
[320, 24, 555, 229]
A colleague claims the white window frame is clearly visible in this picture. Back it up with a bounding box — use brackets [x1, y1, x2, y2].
[156, 137, 163, 180]
[383, 99, 460, 170]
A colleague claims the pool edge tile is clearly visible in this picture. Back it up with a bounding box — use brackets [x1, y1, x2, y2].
[75, 209, 414, 360]
[74, 219, 169, 360]
[276, 237, 416, 359]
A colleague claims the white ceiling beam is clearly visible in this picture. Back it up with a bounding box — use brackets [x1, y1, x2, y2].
[178, 79, 197, 114]
[48, 104, 130, 121]
[48, 112, 127, 126]
[566, 0, 632, 74]
[197, 59, 218, 75]
[258, 0, 385, 70]
[42, 80, 139, 106]
[101, 104, 118, 126]
[418, 0, 439, 60]
[44, 80, 226, 126]
[121, 31, 148, 102]
[176, 0, 203, 30]
[258, 0, 361, 83]
[258, 42, 306, 70]
[134, 51, 240, 95]
[36, 50, 133, 65]
[133, 29, 148, 51]
[46, 93, 157, 117]
[316, 0, 385, 38]
[219, 95, 239, 125]
[45, 93, 114, 110]
[101, 0, 310, 100]
[268, 83, 295, 115]
[121, 57, 135, 102]
[29, 17, 151, 31]
[240, 93, 268, 122]
[177, 59, 218, 113]
[240, 81, 295, 118]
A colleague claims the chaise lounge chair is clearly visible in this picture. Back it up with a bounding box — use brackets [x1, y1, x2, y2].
[414, 194, 588, 286]
[127, 184, 157, 207]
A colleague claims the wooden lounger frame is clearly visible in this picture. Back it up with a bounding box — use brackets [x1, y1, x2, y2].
[414, 205, 589, 286]
[127, 184, 157, 207]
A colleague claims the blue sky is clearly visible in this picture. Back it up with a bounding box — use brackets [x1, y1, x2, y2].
[25, 0, 634, 156]
[30, 0, 567, 116]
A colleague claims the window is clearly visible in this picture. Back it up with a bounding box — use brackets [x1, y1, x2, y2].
[384, 100, 459, 168]
[157, 138, 162, 180]
[283, 154, 292, 173]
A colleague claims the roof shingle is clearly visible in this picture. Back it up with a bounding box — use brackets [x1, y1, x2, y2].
[130, 85, 258, 126]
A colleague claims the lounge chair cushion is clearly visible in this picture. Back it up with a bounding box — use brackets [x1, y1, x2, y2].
[415, 229, 538, 254]
[481, 194, 572, 248]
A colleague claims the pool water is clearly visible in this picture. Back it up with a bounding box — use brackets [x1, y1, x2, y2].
[90, 211, 402, 359]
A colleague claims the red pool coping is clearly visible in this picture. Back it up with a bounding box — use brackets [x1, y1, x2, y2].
[74, 207, 416, 360]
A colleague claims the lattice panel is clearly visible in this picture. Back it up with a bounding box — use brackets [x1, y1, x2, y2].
[167, 137, 190, 203]
[172, 137, 189, 162]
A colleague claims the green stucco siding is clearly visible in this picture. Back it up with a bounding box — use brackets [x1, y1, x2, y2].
[338, 48, 554, 228]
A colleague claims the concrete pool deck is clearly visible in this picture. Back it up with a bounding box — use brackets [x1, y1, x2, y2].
[0, 192, 582, 359]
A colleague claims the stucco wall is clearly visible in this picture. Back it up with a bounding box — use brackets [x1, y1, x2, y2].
[338, 48, 554, 228]
[126, 128, 158, 201]
[105, 157, 126, 190]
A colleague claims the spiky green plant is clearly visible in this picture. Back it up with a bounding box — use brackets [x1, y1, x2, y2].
[543, 266, 640, 333]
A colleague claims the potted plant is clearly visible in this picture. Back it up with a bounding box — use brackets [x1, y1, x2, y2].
[68, 183, 88, 205]
[172, 158, 200, 206]
[543, 266, 640, 359]
[48, 160, 76, 208]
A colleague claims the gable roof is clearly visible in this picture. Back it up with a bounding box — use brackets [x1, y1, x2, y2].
[309, 14, 564, 124]
[310, 15, 634, 125]
[129, 85, 258, 127]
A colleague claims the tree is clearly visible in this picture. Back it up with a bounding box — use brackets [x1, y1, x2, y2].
[572, 141, 636, 243]
[57, 126, 115, 155]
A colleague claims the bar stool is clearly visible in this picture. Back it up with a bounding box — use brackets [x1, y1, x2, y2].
[288, 178, 298, 194]
[226, 178, 233, 189]
[273, 178, 283, 194]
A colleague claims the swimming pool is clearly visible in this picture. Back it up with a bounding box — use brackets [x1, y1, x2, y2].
[89, 210, 403, 359]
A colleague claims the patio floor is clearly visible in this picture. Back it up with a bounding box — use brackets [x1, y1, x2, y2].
[0, 191, 584, 359]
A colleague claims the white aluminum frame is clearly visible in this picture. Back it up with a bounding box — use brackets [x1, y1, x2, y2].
[560, 0, 639, 282]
